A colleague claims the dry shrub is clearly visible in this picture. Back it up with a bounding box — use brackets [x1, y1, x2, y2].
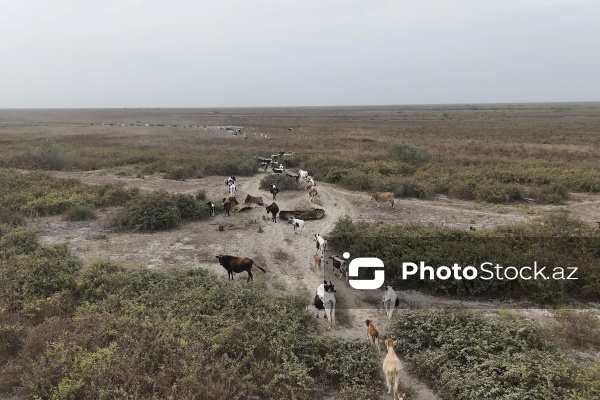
[18, 140, 69, 171]
[64, 205, 96, 221]
[552, 309, 600, 348]
[448, 184, 476, 200]
[273, 248, 292, 262]
[259, 174, 303, 191]
[195, 190, 207, 201]
[0, 211, 24, 227]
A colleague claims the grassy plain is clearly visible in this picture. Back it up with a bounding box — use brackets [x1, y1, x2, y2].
[1, 104, 599, 399]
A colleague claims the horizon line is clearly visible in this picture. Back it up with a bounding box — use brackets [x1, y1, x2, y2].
[1, 101, 599, 110]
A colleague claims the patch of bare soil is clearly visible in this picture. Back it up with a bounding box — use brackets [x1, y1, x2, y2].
[27, 169, 600, 399]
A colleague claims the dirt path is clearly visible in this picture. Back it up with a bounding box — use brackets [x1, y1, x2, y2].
[32, 168, 597, 399]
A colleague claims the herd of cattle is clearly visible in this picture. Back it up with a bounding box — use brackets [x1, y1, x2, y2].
[209, 166, 404, 398]
[211, 169, 401, 328]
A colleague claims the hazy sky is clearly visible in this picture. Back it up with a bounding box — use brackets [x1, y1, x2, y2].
[1, 0, 599, 108]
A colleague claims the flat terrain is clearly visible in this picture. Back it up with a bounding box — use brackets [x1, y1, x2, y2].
[2, 104, 600, 399]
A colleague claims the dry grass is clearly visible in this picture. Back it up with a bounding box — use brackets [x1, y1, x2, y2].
[2, 104, 599, 164]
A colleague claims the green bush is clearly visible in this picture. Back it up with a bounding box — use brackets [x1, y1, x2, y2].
[0, 210, 24, 227]
[113, 191, 211, 231]
[0, 228, 81, 313]
[391, 177, 432, 198]
[5, 266, 382, 399]
[0, 228, 383, 398]
[163, 166, 189, 180]
[0, 225, 40, 256]
[64, 205, 96, 221]
[97, 183, 137, 206]
[552, 309, 600, 348]
[389, 308, 600, 400]
[387, 143, 431, 164]
[112, 191, 181, 231]
[328, 214, 600, 303]
[447, 183, 476, 200]
[18, 140, 69, 171]
[173, 193, 210, 220]
[0, 170, 137, 216]
[259, 174, 304, 191]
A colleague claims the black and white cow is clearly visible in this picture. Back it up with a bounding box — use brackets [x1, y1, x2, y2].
[207, 202, 215, 217]
[226, 176, 236, 186]
[314, 281, 337, 330]
[228, 183, 237, 196]
[329, 255, 348, 281]
[270, 184, 279, 200]
[288, 217, 305, 234]
[314, 234, 327, 256]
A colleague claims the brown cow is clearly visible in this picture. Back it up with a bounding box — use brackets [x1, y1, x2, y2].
[365, 319, 380, 354]
[222, 196, 239, 217]
[370, 192, 395, 208]
[313, 253, 322, 271]
[215, 254, 266, 282]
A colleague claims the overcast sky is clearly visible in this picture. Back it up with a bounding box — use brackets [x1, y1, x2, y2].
[1, 0, 598, 108]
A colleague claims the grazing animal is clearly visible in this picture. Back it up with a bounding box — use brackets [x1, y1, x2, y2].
[228, 183, 237, 195]
[365, 319, 380, 354]
[329, 255, 348, 281]
[313, 253, 322, 270]
[226, 176, 236, 186]
[222, 196, 239, 217]
[370, 192, 395, 208]
[288, 217, 305, 234]
[308, 186, 318, 203]
[270, 184, 279, 200]
[215, 254, 266, 282]
[382, 339, 403, 400]
[265, 202, 279, 222]
[314, 234, 327, 256]
[314, 281, 336, 330]
[470, 226, 476, 231]
[207, 202, 215, 217]
[382, 286, 400, 320]
[307, 177, 315, 188]
[298, 169, 309, 181]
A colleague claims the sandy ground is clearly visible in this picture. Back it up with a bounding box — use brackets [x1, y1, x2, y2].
[23, 166, 600, 399]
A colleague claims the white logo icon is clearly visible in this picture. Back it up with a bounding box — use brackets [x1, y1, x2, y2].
[347, 253, 385, 290]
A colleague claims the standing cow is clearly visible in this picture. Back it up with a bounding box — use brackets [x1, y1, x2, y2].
[215, 254, 266, 282]
[207, 202, 215, 217]
[382, 286, 400, 320]
[266, 202, 279, 222]
[270, 184, 279, 200]
[371, 192, 395, 208]
[288, 217, 305, 234]
[314, 281, 337, 330]
[314, 234, 327, 257]
[222, 197, 238, 217]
